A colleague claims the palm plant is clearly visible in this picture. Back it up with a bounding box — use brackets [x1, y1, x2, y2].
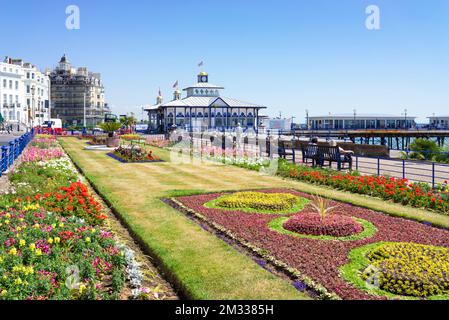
[99, 122, 122, 138]
[309, 194, 338, 221]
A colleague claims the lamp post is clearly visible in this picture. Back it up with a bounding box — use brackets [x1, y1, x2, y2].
[353, 109, 357, 130]
[305, 109, 309, 130]
[403, 108, 408, 129]
[31, 86, 35, 129]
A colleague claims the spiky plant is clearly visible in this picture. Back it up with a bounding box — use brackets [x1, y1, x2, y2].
[309, 194, 338, 221]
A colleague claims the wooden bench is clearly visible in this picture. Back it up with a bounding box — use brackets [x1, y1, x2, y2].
[317, 146, 353, 170]
[301, 145, 352, 170]
[278, 140, 296, 162]
[301, 144, 319, 166]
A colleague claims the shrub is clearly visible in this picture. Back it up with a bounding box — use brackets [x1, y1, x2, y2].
[283, 213, 363, 237]
[113, 145, 159, 162]
[410, 139, 440, 160]
[214, 191, 301, 212]
[363, 242, 449, 297]
[120, 134, 142, 141]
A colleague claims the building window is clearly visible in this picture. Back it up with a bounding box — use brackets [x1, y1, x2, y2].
[15, 81, 18, 90]
[2, 79, 6, 88]
[9, 80, 12, 89]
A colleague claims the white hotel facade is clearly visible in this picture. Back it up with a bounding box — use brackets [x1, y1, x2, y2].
[0, 56, 51, 128]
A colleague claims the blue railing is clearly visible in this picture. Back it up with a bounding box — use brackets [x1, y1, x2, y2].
[0, 129, 35, 177]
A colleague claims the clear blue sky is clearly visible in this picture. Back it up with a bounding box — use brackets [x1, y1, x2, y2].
[1, 0, 448, 123]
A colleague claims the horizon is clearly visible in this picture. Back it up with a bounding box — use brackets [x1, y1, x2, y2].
[1, 0, 448, 123]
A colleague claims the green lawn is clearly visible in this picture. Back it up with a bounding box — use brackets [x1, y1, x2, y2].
[59, 138, 449, 300]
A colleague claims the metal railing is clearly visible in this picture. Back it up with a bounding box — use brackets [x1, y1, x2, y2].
[0, 129, 35, 177]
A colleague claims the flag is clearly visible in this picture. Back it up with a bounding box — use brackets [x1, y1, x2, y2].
[158, 88, 162, 96]
[198, 61, 204, 67]
[173, 80, 178, 88]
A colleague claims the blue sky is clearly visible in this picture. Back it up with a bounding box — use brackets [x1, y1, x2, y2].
[1, 0, 448, 123]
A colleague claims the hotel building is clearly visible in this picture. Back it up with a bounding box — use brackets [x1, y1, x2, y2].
[0, 56, 51, 128]
[49, 55, 109, 127]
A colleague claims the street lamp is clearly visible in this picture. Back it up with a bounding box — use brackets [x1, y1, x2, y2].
[31, 86, 35, 129]
[305, 109, 309, 130]
[403, 108, 408, 129]
[353, 109, 357, 130]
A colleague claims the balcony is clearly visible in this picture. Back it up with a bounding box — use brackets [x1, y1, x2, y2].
[1, 103, 21, 109]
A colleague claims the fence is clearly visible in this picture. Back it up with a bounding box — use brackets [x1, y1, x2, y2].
[0, 129, 35, 177]
[169, 132, 449, 187]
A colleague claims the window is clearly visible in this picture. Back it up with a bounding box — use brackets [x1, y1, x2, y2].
[27, 73, 30, 79]
[15, 81, 18, 90]
[27, 85, 30, 94]
[9, 80, 12, 89]
[2, 79, 6, 88]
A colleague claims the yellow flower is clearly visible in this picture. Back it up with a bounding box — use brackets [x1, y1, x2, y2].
[79, 284, 87, 294]
[54, 237, 61, 244]
[8, 247, 17, 256]
[29, 243, 36, 251]
[17, 227, 22, 232]
[1, 290, 7, 297]
[51, 224, 56, 228]
[33, 223, 40, 229]
[0, 223, 2, 227]
[59, 223, 64, 228]
[4, 220, 10, 225]
[5, 213, 11, 219]
[0, 256, 3, 263]
[35, 249, 42, 256]
[91, 228, 96, 234]
[14, 278, 23, 285]
[19, 239, 26, 247]
[2, 275, 7, 280]
[47, 238, 54, 244]
[85, 237, 91, 243]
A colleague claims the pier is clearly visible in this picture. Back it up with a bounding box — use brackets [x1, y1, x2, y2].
[281, 129, 449, 150]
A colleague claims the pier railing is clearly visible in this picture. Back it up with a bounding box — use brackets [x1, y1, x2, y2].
[0, 129, 35, 177]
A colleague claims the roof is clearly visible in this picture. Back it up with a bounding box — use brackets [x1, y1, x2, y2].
[428, 115, 449, 119]
[160, 96, 266, 109]
[143, 104, 162, 111]
[309, 113, 417, 119]
[182, 82, 224, 90]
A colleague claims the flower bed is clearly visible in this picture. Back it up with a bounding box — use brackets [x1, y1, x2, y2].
[172, 189, 449, 300]
[283, 213, 363, 237]
[110, 145, 161, 163]
[208, 191, 308, 213]
[0, 207, 125, 300]
[120, 134, 142, 142]
[21, 147, 64, 163]
[276, 160, 449, 215]
[1, 136, 175, 300]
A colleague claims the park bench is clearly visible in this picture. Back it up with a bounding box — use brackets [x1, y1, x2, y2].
[301, 145, 352, 170]
[278, 140, 296, 162]
[317, 146, 353, 170]
[300, 144, 319, 166]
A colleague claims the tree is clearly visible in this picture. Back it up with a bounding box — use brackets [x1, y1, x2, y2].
[99, 122, 122, 137]
[409, 138, 440, 160]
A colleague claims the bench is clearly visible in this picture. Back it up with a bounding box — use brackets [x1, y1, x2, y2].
[278, 140, 296, 162]
[300, 144, 319, 166]
[301, 145, 352, 170]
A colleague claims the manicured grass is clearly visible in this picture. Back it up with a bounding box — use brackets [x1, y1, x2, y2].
[59, 138, 449, 300]
[59, 138, 308, 300]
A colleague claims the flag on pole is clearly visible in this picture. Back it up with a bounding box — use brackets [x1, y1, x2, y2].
[173, 80, 178, 88]
[198, 61, 204, 67]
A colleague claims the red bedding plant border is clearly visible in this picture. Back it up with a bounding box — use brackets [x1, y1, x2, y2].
[283, 213, 363, 237]
[173, 189, 449, 300]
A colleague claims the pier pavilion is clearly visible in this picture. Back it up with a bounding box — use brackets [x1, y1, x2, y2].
[308, 114, 417, 130]
[144, 72, 266, 133]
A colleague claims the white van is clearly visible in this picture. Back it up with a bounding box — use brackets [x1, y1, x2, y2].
[43, 119, 63, 129]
